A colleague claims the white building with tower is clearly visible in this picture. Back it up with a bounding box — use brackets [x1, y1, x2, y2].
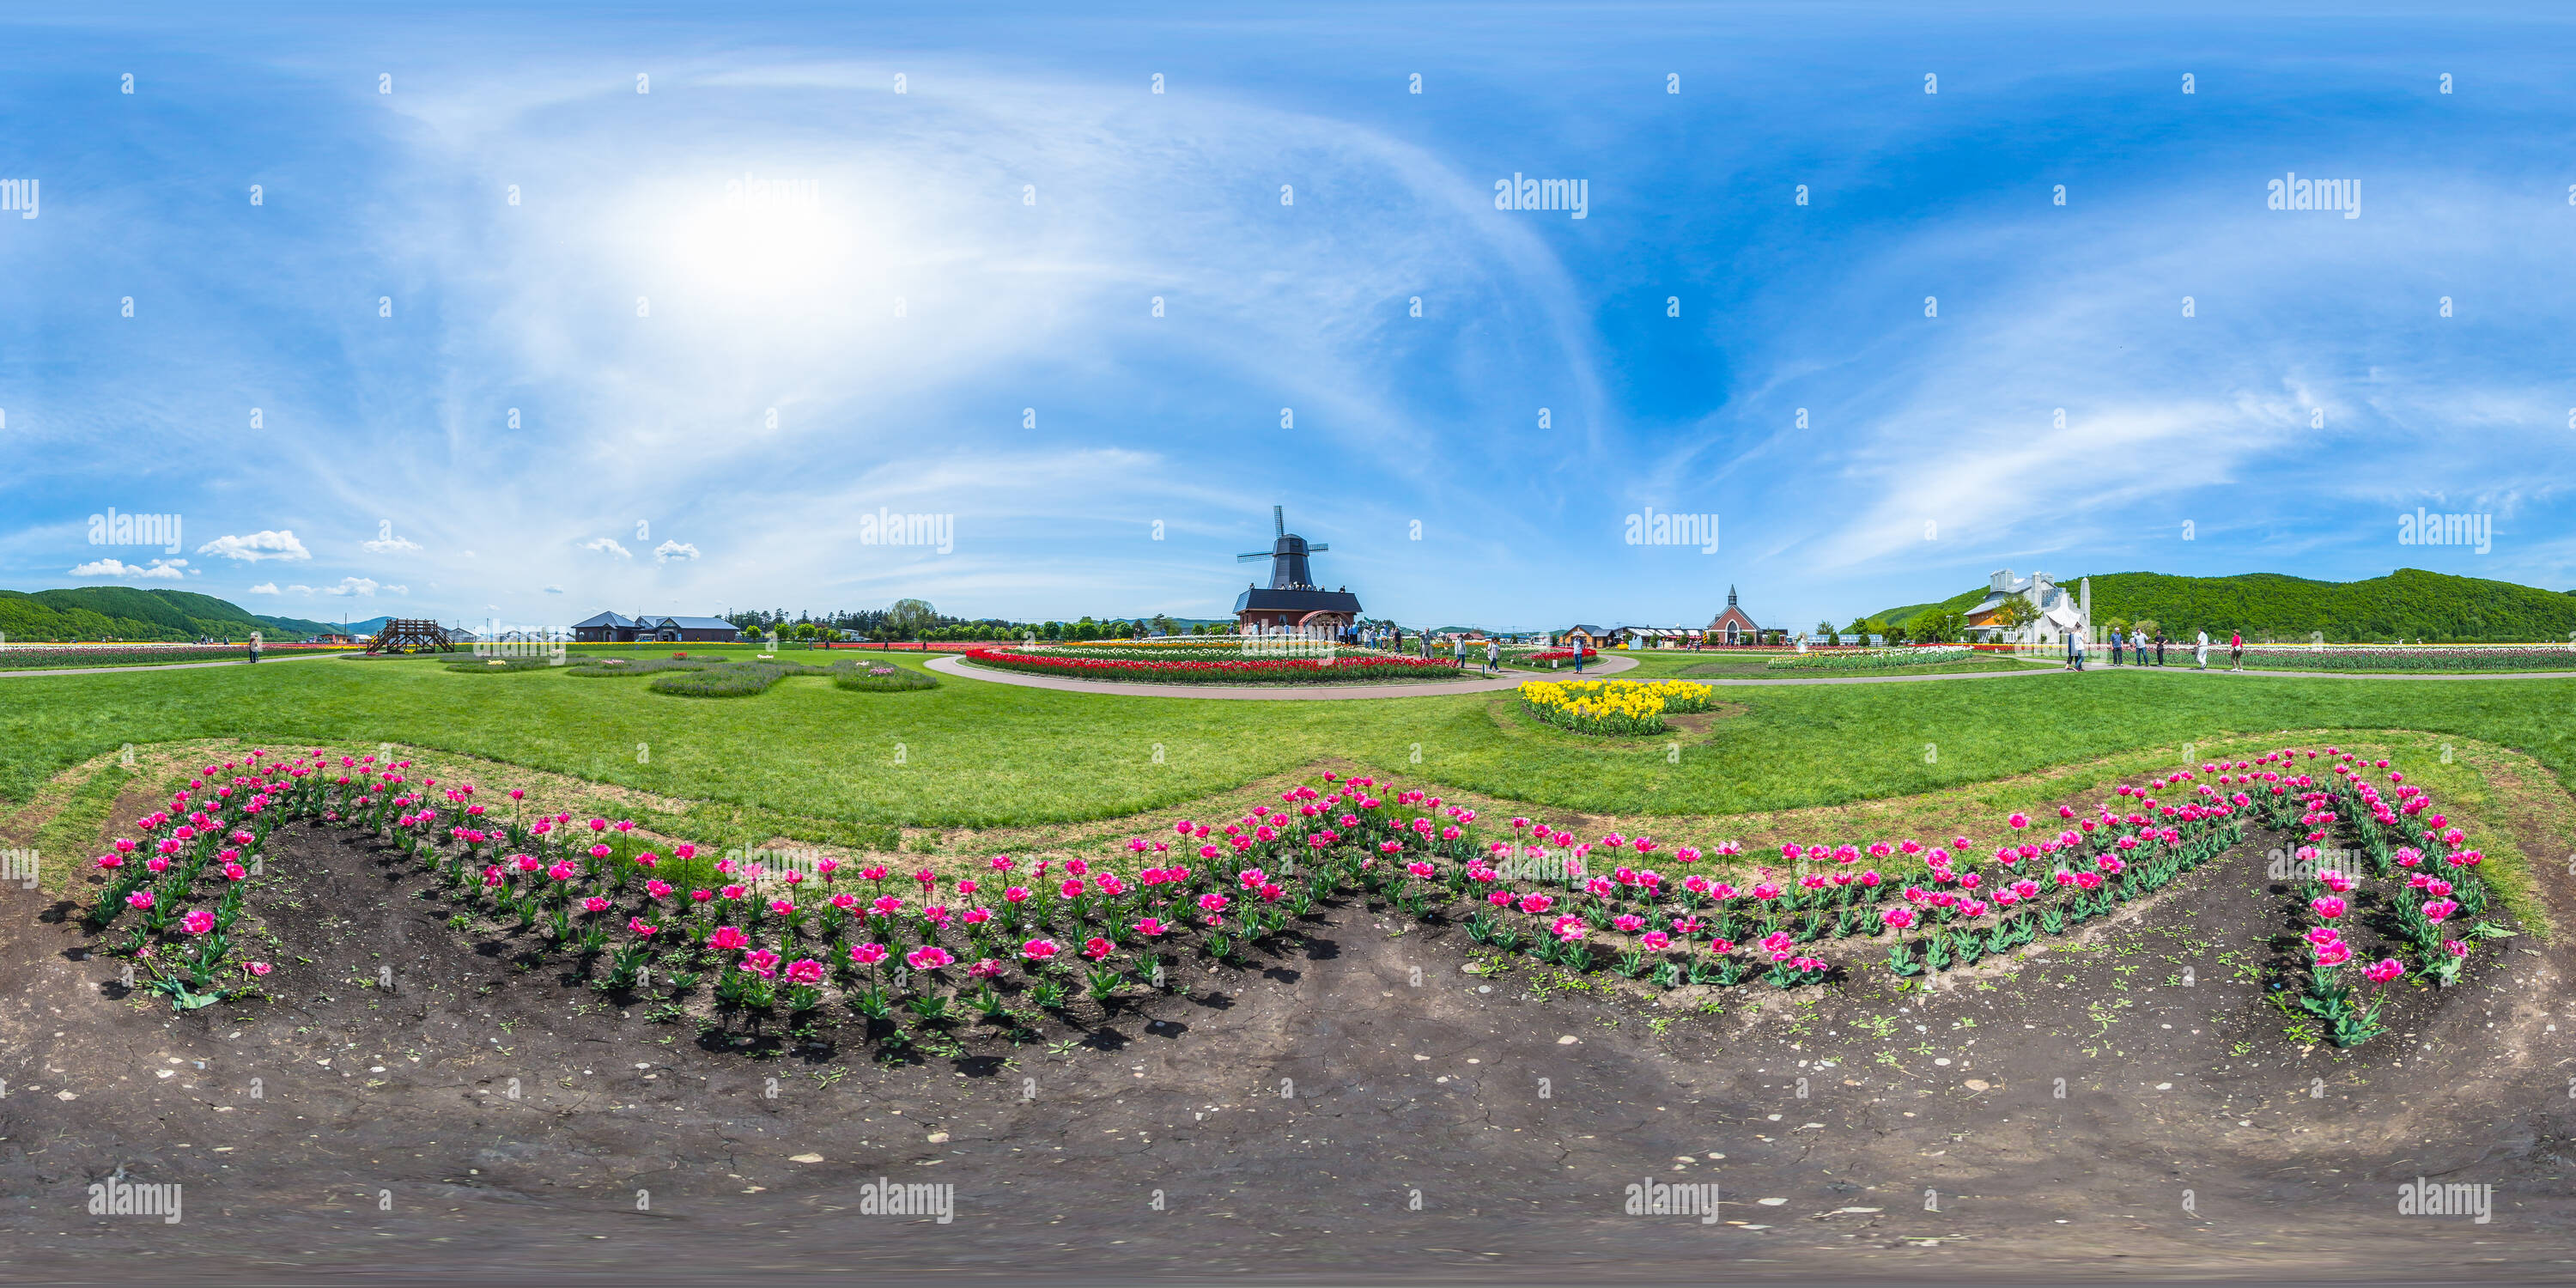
[1963, 569, 2090, 646]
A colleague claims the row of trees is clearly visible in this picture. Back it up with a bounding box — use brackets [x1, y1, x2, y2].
[1834, 611, 1969, 645]
[726, 601, 1242, 644]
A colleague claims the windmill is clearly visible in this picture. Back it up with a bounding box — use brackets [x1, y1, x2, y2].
[1238, 505, 1328, 591]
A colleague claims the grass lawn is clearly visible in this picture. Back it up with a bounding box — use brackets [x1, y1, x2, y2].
[6, 649, 2576, 839]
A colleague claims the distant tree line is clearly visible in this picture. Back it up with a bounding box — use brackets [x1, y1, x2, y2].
[722, 602, 1239, 643]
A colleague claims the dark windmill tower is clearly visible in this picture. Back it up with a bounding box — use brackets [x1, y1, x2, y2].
[1239, 505, 1323, 590]
[1232, 505, 1363, 635]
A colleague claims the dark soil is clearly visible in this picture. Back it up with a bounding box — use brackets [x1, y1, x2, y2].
[3, 819, 2574, 1285]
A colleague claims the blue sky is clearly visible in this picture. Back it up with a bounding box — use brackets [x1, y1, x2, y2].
[3, 1, 2572, 634]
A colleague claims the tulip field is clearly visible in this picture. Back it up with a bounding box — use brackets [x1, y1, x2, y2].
[9, 650, 2576, 1278]
[77, 734, 2511, 1062]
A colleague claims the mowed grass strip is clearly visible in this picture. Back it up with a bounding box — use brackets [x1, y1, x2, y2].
[6, 651, 2576, 831]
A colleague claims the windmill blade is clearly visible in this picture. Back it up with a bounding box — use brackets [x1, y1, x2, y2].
[1273, 505, 1284, 538]
[1306, 543, 1328, 552]
[1237, 552, 1269, 561]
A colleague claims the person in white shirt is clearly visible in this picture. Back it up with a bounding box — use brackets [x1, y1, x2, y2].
[2195, 629, 2210, 670]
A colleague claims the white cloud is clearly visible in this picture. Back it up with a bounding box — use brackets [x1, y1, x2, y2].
[543, 585, 565, 594]
[317, 577, 397, 597]
[653, 539, 701, 563]
[581, 538, 633, 558]
[246, 582, 280, 595]
[68, 556, 187, 581]
[197, 530, 313, 562]
[361, 534, 425, 553]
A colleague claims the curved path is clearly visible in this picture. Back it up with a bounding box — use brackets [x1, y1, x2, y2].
[927, 652, 1637, 700]
[2123, 662, 2576, 681]
[0, 650, 352, 679]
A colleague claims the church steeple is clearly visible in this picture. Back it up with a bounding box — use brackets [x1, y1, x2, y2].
[1727, 585, 1738, 606]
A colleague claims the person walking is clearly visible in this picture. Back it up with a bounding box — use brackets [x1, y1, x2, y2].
[2194, 629, 2210, 671]
[2229, 629, 2244, 671]
[1573, 643, 1587, 674]
[2108, 627, 2123, 665]
[1485, 638, 1500, 675]
[2155, 632, 2166, 666]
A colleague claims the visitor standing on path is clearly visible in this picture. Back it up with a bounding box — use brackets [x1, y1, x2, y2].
[2107, 627, 2122, 665]
[2195, 629, 2210, 670]
[2229, 629, 2244, 671]
[1485, 639, 1500, 675]
[2155, 633, 2166, 666]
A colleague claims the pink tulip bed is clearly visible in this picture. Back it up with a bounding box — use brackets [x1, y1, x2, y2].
[76, 744, 2504, 1055]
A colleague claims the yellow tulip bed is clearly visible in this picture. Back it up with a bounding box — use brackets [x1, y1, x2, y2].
[1517, 678, 1718, 735]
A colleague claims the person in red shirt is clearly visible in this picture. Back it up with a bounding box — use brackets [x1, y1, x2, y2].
[2229, 630, 2244, 671]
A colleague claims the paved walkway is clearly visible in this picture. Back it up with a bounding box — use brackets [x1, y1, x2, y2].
[2113, 661, 2576, 681]
[927, 652, 1637, 700]
[0, 651, 352, 679]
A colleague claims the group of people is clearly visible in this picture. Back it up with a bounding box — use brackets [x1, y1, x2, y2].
[2078, 627, 2246, 671]
[1357, 626, 1511, 675]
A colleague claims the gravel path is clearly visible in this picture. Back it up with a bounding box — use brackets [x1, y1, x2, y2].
[926, 652, 1637, 699]
[2093, 661, 2576, 680]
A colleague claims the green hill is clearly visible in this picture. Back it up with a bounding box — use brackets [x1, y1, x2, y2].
[0, 587, 341, 641]
[1869, 569, 2576, 643]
